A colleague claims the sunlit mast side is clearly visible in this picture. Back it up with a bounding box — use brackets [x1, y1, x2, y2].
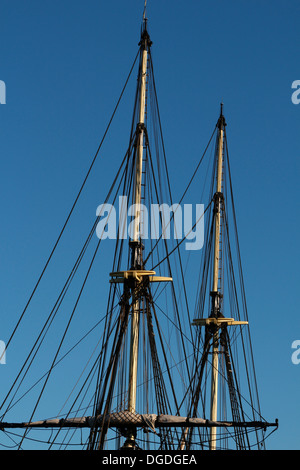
[109, 16, 172, 449]
[127, 17, 149, 441]
[193, 106, 248, 450]
[209, 106, 225, 449]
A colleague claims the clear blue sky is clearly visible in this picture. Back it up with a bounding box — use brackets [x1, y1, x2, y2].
[0, 0, 299, 450]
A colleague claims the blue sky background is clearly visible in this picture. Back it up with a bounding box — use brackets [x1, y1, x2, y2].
[0, 0, 299, 450]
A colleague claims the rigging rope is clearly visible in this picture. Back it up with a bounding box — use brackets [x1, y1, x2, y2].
[1, 50, 140, 362]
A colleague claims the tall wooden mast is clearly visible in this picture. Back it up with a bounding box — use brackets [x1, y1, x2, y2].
[0, 1, 279, 451]
[125, 15, 150, 449]
[209, 104, 225, 450]
[128, 18, 149, 408]
[192, 106, 249, 449]
[108, 11, 172, 449]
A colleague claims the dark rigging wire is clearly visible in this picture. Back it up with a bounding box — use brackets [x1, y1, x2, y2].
[1, 50, 140, 361]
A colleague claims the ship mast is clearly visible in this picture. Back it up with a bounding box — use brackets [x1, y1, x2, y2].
[209, 104, 225, 450]
[0, 68, 279, 454]
[192, 106, 250, 449]
[0, 8, 278, 451]
[126, 14, 150, 448]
